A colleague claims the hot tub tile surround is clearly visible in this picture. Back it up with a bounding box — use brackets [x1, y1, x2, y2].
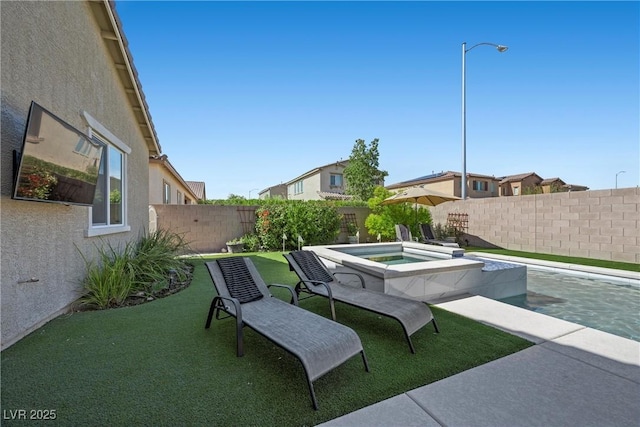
[305, 242, 526, 303]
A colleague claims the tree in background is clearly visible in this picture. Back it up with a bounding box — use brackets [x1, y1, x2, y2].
[343, 138, 388, 201]
[364, 186, 432, 241]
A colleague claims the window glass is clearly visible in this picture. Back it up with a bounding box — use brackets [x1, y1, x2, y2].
[109, 147, 123, 224]
[163, 181, 171, 204]
[92, 142, 123, 225]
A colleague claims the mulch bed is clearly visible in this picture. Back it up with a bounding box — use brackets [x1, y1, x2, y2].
[78, 262, 195, 311]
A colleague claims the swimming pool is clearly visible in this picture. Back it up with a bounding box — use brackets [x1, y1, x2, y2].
[360, 251, 444, 264]
[307, 242, 527, 302]
[499, 267, 640, 342]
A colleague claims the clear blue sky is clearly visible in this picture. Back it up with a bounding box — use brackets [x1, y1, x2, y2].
[116, 1, 639, 200]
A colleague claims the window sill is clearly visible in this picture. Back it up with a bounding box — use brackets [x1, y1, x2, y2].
[85, 225, 131, 238]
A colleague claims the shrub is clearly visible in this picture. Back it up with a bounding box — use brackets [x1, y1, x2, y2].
[79, 229, 191, 309]
[256, 200, 341, 250]
[78, 240, 138, 309]
[364, 186, 432, 240]
[132, 229, 191, 294]
[240, 233, 261, 252]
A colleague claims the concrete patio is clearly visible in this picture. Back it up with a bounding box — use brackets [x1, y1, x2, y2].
[319, 295, 640, 427]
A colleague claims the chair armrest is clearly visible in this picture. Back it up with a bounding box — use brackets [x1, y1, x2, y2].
[296, 279, 334, 300]
[268, 284, 299, 305]
[333, 271, 366, 289]
[214, 295, 242, 321]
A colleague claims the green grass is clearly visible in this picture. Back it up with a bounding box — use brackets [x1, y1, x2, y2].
[1, 252, 531, 426]
[466, 247, 639, 272]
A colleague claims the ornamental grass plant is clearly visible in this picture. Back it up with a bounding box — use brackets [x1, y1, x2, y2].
[78, 229, 191, 309]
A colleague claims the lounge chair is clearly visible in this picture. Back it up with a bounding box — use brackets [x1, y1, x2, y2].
[204, 257, 369, 410]
[395, 224, 414, 242]
[419, 223, 460, 248]
[284, 250, 439, 354]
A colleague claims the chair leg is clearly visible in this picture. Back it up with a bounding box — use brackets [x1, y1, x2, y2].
[404, 330, 416, 354]
[432, 317, 440, 333]
[361, 350, 370, 372]
[306, 375, 319, 410]
[329, 299, 337, 321]
[205, 298, 216, 329]
[236, 317, 244, 357]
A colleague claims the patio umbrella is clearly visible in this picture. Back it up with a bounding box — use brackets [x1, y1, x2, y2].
[380, 186, 460, 225]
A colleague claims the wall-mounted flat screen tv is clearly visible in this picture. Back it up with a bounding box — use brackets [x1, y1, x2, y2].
[12, 102, 104, 206]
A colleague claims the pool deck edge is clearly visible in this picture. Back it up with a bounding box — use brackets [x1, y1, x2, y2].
[318, 295, 640, 427]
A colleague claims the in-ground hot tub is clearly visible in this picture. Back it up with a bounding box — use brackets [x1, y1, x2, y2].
[304, 241, 526, 302]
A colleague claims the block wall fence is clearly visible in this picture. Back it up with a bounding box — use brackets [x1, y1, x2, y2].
[152, 188, 639, 263]
[151, 205, 373, 254]
[430, 187, 639, 264]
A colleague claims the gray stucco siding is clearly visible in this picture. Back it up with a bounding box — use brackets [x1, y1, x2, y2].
[1, 1, 151, 349]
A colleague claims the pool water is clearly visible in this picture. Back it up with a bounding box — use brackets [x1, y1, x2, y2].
[364, 251, 443, 264]
[500, 268, 640, 342]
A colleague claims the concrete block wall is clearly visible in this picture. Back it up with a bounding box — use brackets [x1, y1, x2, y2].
[430, 188, 639, 263]
[152, 205, 372, 254]
[153, 205, 247, 254]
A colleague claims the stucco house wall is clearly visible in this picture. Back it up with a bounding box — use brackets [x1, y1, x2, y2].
[1, 1, 157, 349]
[288, 173, 322, 200]
[149, 156, 198, 205]
[286, 161, 349, 200]
[259, 184, 287, 199]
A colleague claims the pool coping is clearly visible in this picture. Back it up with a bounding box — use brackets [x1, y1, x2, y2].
[466, 252, 640, 285]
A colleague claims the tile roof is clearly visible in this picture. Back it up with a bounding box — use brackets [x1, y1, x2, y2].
[499, 172, 541, 184]
[186, 181, 206, 200]
[317, 191, 353, 200]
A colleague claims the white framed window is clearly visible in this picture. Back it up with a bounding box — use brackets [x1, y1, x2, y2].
[473, 180, 488, 191]
[83, 111, 131, 237]
[514, 186, 520, 196]
[294, 181, 303, 194]
[177, 191, 183, 205]
[330, 173, 343, 187]
[163, 181, 171, 204]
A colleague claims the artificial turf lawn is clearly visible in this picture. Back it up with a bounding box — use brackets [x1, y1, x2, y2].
[1, 252, 532, 426]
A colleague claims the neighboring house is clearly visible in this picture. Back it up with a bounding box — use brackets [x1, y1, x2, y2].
[540, 177, 566, 194]
[1, 1, 160, 349]
[285, 160, 355, 201]
[388, 170, 587, 198]
[259, 184, 287, 199]
[387, 171, 500, 199]
[540, 178, 589, 193]
[499, 172, 543, 196]
[186, 181, 207, 202]
[149, 155, 199, 205]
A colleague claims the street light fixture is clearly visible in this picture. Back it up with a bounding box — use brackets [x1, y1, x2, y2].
[615, 171, 625, 189]
[248, 188, 259, 199]
[461, 42, 508, 199]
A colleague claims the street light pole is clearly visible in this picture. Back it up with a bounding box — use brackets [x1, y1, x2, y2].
[248, 188, 259, 199]
[461, 42, 508, 199]
[615, 171, 625, 189]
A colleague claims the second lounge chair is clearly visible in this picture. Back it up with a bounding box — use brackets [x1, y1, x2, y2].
[419, 223, 460, 248]
[284, 250, 439, 353]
